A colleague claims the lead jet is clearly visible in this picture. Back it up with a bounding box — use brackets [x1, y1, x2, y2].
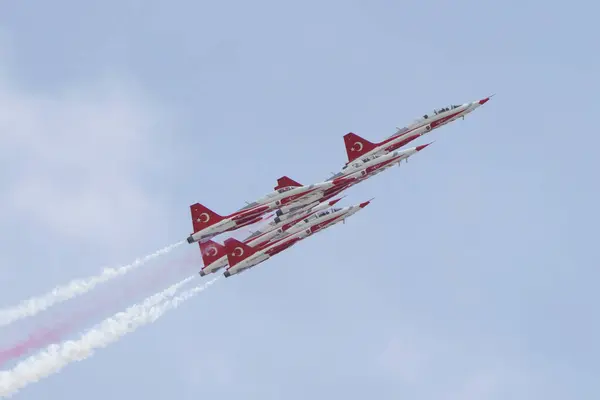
[343, 96, 491, 164]
[197, 197, 344, 276]
[186, 176, 352, 244]
[222, 200, 371, 278]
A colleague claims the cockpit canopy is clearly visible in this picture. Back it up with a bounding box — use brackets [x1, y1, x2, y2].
[270, 186, 295, 196]
[245, 230, 262, 240]
[316, 207, 342, 218]
[422, 104, 463, 120]
[341, 155, 373, 171]
[238, 185, 297, 211]
[434, 104, 462, 114]
[327, 170, 344, 179]
[238, 201, 258, 211]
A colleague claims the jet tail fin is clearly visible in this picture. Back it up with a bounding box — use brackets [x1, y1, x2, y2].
[198, 239, 225, 266]
[223, 237, 258, 267]
[190, 203, 224, 233]
[343, 132, 378, 163]
[274, 176, 303, 191]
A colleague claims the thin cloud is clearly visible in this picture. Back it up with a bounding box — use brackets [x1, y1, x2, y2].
[0, 66, 174, 247]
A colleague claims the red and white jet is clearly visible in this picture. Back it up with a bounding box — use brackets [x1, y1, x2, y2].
[343, 96, 491, 165]
[186, 201, 277, 244]
[238, 175, 352, 213]
[330, 143, 432, 184]
[269, 176, 352, 218]
[197, 197, 344, 276]
[221, 200, 371, 278]
[186, 176, 351, 244]
[319, 143, 432, 199]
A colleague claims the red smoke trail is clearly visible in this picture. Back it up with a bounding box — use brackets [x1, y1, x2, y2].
[0, 253, 201, 366]
[0, 321, 74, 366]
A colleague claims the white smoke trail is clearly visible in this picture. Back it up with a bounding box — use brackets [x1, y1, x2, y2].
[0, 274, 219, 397]
[0, 241, 184, 327]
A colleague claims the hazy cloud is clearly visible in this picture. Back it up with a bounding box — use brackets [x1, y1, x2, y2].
[0, 63, 173, 248]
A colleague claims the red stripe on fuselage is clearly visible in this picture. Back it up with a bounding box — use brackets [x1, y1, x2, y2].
[307, 213, 346, 233]
[280, 187, 321, 205]
[230, 205, 270, 221]
[265, 237, 301, 257]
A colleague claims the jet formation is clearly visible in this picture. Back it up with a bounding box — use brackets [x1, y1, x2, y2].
[186, 96, 491, 278]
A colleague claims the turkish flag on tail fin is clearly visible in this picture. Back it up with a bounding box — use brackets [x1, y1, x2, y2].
[190, 203, 224, 233]
[343, 132, 378, 163]
[198, 239, 225, 266]
[274, 176, 303, 191]
[223, 238, 257, 267]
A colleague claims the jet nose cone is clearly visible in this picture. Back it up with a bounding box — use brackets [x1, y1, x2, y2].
[359, 198, 374, 208]
[479, 95, 494, 105]
[415, 142, 434, 151]
[329, 197, 343, 206]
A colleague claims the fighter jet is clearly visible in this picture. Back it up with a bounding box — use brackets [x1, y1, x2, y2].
[330, 143, 432, 183]
[343, 96, 491, 164]
[269, 176, 353, 218]
[222, 200, 371, 278]
[197, 197, 344, 276]
[316, 143, 432, 201]
[186, 176, 353, 244]
[239, 175, 353, 214]
[255, 197, 344, 242]
[186, 201, 277, 244]
[270, 192, 343, 223]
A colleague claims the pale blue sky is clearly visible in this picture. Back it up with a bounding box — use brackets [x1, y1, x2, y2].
[1, 0, 599, 399]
